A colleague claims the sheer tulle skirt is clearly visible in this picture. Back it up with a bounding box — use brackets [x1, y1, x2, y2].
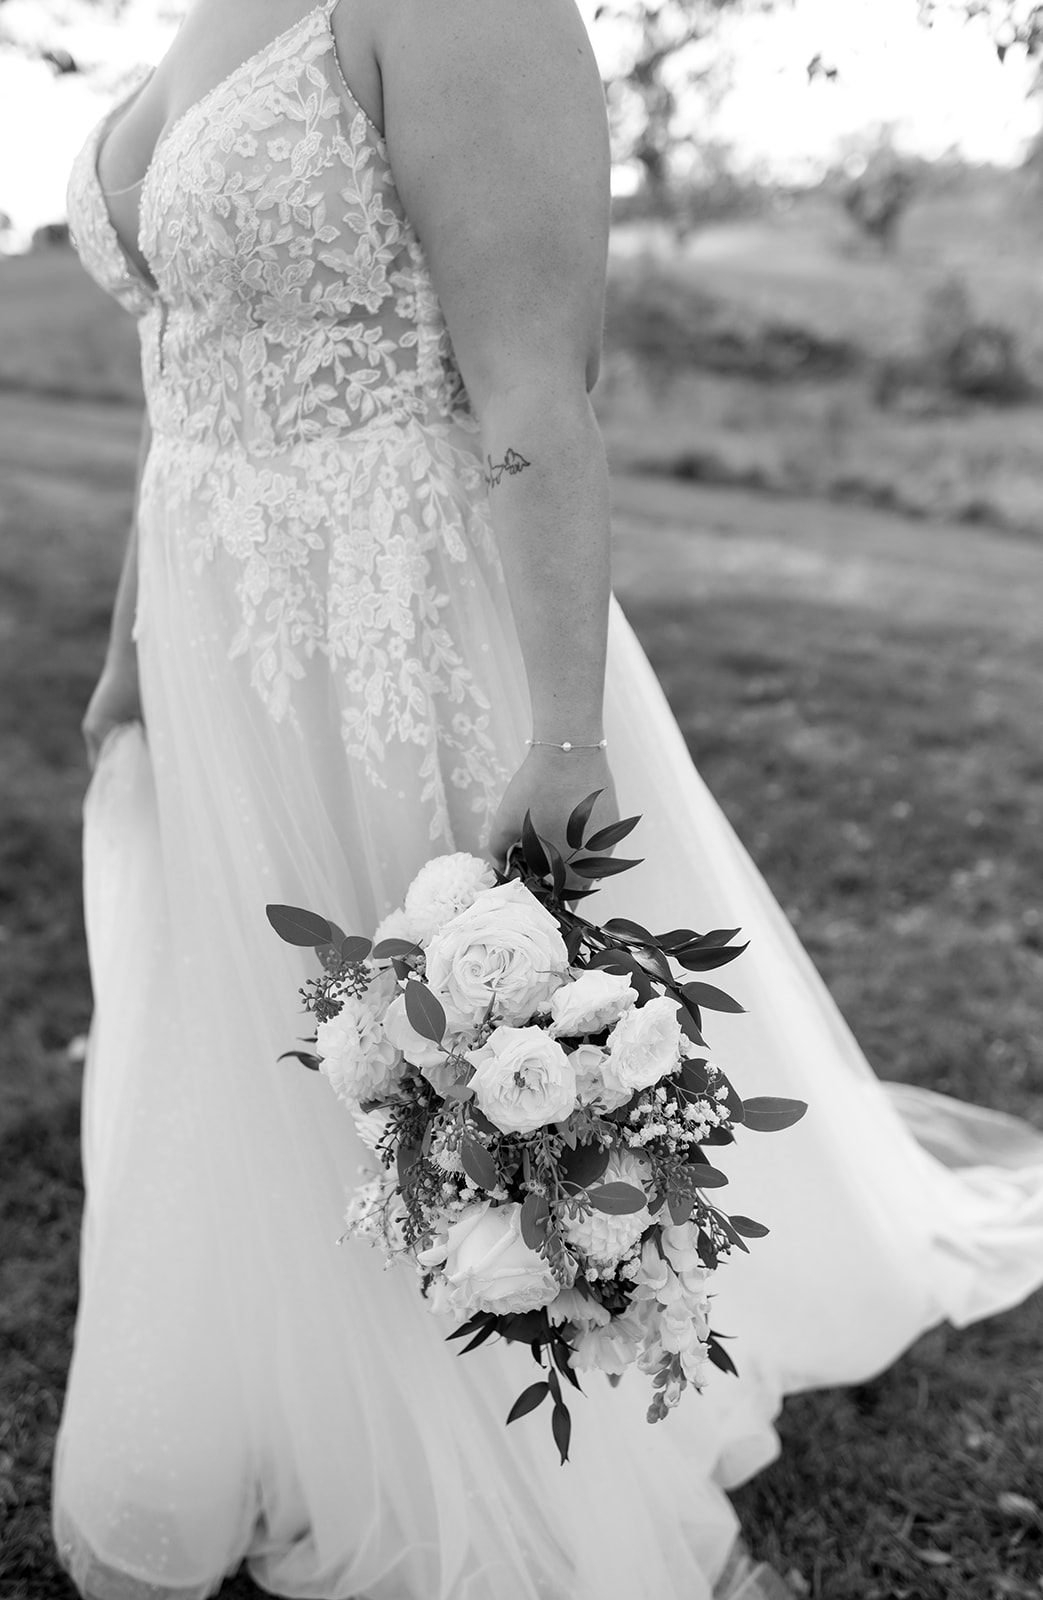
[54, 425, 1043, 1600]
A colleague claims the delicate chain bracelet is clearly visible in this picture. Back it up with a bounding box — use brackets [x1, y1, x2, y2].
[525, 737, 608, 752]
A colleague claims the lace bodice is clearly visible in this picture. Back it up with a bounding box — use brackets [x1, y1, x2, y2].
[66, 0, 471, 448]
[65, 0, 509, 851]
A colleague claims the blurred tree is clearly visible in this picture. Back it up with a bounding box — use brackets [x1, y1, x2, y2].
[917, 0, 1043, 56]
[595, 0, 772, 204]
[842, 157, 917, 250]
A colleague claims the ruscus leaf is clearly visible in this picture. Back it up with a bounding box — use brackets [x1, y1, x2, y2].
[521, 810, 550, 877]
[506, 1382, 551, 1425]
[569, 855, 644, 879]
[551, 1402, 572, 1465]
[676, 943, 749, 972]
[565, 789, 603, 850]
[584, 815, 640, 852]
[681, 981, 746, 1015]
[265, 904, 333, 947]
[277, 1050, 322, 1072]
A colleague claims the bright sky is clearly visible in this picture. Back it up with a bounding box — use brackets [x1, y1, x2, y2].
[0, 0, 1039, 241]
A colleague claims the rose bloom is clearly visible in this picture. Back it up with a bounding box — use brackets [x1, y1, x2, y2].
[547, 968, 637, 1038]
[314, 997, 402, 1104]
[402, 852, 496, 945]
[562, 1148, 652, 1264]
[602, 995, 683, 1099]
[468, 1026, 577, 1135]
[425, 1201, 560, 1317]
[569, 1042, 631, 1113]
[424, 879, 568, 1028]
[572, 1312, 644, 1376]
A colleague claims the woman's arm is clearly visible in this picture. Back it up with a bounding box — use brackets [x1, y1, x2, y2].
[376, 0, 619, 867]
[82, 413, 150, 767]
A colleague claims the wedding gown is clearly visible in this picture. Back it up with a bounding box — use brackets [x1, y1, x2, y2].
[57, 5, 1043, 1597]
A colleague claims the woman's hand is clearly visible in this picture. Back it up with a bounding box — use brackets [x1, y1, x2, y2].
[82, 652, 143, 769]
[488, 745, 619, 891]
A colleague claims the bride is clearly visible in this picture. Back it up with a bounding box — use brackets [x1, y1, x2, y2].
[58, 0, 1043, 1595]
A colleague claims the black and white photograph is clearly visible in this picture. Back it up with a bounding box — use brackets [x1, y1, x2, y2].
[1, 0, 1041, 1595]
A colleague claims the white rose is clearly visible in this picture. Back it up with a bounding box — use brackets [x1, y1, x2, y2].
[548, 969, 637, 1038]
[547, 1285, 611, 1330]
[569, 1043, 632, 1113]
[602, 996, 683, 1099]
[402, 852, 497, 945]
[468, 1026, 577, 1135]
[562, 1149, 653, 1264]
[572, 1313, 644, 1376]
[382, 991, 445, 1071]
[424, 879, 569, 1028]
[436, 1201, 560, 1316]
[315, 998, 402, 1105]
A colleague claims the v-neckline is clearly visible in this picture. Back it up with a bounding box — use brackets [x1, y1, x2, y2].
[91, 0, 332, 297]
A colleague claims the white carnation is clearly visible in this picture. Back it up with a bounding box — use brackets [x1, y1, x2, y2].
[315, 997, 403, 1106]
[372, 905, 420, 951]
[351, 1105, 393, 1153]
[562, 1148, 652, 1265]
[402, 852, 497, 945]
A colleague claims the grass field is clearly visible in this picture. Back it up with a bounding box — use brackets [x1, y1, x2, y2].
[1, 248, 1042, 1598]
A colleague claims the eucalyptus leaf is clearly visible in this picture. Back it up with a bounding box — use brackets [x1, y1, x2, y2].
[586, 1182, 649, 1215]
[728, 1214, 770, 1239]
[687, 1161, 729, 1188]
[461, 1135, 498, 1191]
[559, 1140, 610, 1190]
[741, 1097, 808, 1133]
[373, 937, 421, 959]
[404, 981, 446, 1044]
[265, 904, 333, 948]
[520, 1190, 551, 1250]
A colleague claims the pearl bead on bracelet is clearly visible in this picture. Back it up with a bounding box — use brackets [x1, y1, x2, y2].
[525, 737, 608, 752]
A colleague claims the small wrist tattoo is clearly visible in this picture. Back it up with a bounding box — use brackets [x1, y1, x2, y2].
[484, 447, 531, 491]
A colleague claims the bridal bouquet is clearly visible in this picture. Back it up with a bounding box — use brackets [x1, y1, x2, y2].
[267, 794, 806, 1462]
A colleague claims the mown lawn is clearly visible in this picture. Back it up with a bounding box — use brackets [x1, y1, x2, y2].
[1, 258, 1041, 1598]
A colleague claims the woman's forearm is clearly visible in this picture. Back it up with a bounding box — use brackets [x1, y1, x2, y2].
[477, 383, 611, 744]
[105, 416, 150, 668]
